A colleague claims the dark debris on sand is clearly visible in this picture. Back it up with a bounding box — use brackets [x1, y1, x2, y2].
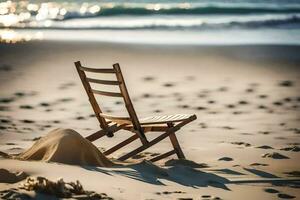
[0, 176, 114, 200]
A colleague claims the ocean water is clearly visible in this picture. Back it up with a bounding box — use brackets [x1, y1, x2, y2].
[1, 0, 300, 44]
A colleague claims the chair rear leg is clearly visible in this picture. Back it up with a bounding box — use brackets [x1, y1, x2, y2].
[167, 123, 186, 159]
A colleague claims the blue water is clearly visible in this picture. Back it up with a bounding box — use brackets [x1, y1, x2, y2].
[1, 0, 300, 44]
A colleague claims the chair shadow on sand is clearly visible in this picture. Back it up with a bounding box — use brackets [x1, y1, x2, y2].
[83, 161, 300, 191]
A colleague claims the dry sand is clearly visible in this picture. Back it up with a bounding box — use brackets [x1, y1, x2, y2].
[18, 128, 113, 167]
[0, 41, 300, 199]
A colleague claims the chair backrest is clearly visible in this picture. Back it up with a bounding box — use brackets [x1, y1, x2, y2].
[75, 61, 147, 142]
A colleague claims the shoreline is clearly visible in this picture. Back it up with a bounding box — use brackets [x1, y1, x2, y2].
[2, 28, 300, 45]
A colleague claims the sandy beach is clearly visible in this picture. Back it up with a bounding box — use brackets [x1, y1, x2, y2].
[0, 41, 300, 199]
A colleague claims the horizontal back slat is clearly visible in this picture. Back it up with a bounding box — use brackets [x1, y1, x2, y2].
[87, 78, 120, 85]
[92, 89, 123, 97]
[100, 113, 131, 122]
[80, 66, 116, 73]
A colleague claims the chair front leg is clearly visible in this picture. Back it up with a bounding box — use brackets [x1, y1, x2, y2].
[167, 123, 186, 159]
[117, 117, 194, 161]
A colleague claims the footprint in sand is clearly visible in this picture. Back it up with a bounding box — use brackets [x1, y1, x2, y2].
[250, 163, 269, 167]
[0, 119, 12, 124]
[264, 188, 279, 193]
[258, 131, 271, 135]
[262, 152, 289, 159]
[196, 106, 207, 110]
[257, 105, 268, 109]
[273, 101, 283, 106]
[288, 128, 300, 134]
[256, 145, 273, 149]
[199, 123, 207, 129]
[178, 105, 190, 109]
[221, 126, 234, 130]
[185, 75, 195, 81]
[115, 100, 123, 105]
[0, 106, 10, 111]
[58, 82, 76, 90]
[165, 159, 209, 168]
[142, 76, 155, 82]
[162, 82, 175, 87]
[14, 92, 26, 97]
[39, 102, 51, 107]
[75, 116, 85, 120]
[5, 143, 16, 145]
[156, 191, 186, 195]
[287, 142, 300, 145]
[0, 64, 12, 71]
[245, 88, 255, 93]
[57, 98, 74, 103]
[198, 93, 207, 98]
[141, 93, 152, 98]
[277, 193, 295, 199]
[274, 137, 287, 140]
[258, 94, 268, 99]
[284, 171, 300, 177]
[238, 100, 249, 105]
[240, 132, 254, 135]
[217, 86, 228, 92]
[264, 188, 295, 199]
[225, 104, 235, 109]
[278, 80, 294, 87]
[0, 98, 14, 104]
[233, 111, 243, 115]
[201, 195, 222, 200]
[23, 137, 41, 141]
[20, 119, 35, 124]
[19, 105, 34, 109]
[218, 157, 233, 161]
[280, 146, 300, 152]
[283, 97, 292, 102]
[231, 142, 251, 147]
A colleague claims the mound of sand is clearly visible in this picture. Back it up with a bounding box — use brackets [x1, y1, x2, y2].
[18, 128, 114, 167]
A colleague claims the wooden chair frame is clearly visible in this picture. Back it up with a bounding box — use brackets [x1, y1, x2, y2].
[75, 61, 197, 162]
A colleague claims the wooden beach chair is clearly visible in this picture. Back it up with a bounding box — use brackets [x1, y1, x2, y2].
[75, 61, 197, 162]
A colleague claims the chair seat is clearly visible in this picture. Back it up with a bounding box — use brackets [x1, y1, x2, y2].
[139, 114, 195, 125]
[104, 113, 195, 126]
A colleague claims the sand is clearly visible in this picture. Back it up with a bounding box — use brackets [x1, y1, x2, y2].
[0, 41, 300, 199]
[18, 128, 114, 167]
